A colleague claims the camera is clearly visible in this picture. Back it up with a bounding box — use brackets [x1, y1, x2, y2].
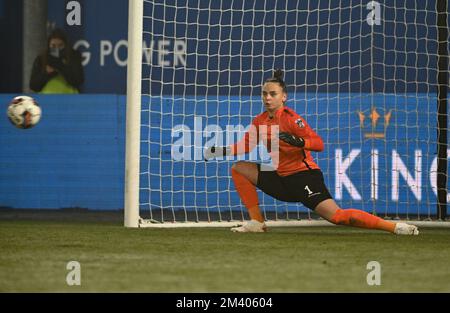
[49, 47, 61, 58]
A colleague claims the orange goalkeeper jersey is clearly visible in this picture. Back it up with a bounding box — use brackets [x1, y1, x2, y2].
[230, 106, 324, 176]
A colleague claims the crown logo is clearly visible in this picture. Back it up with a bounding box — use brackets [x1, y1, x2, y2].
[358, 107, 392, 139]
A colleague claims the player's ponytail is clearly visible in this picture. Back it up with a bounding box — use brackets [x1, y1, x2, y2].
[265, 69, 287, 94]
[273, 69, 283, 81]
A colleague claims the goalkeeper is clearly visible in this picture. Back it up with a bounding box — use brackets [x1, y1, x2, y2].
[205, 69, 419, 235]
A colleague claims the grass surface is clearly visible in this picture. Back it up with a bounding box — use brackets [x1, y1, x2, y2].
[1, 219, 449, 292]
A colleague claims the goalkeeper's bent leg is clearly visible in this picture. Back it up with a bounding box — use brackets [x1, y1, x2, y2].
[231, 163, 264, 223]
[330, 208, 396, 233]
[316, 199, 396, 233]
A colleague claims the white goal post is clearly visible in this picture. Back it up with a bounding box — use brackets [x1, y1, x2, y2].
[124, 0, 143, 228]
[125, 0, 448, 228]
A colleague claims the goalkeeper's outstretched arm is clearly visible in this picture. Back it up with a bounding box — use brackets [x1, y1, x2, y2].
[204, 122, 259, 160]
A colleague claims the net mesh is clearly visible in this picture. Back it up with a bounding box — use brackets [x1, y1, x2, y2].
[138, 0, 447, 223]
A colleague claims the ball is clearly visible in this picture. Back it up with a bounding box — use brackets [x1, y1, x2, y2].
[7, 96, 42, 129]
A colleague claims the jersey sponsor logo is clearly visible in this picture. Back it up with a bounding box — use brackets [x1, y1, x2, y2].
[295, 118, 305, 128]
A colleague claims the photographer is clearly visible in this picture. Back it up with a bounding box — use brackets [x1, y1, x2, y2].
[30, 28, 84, 94]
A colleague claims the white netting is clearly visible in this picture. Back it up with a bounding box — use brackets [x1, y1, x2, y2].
[136, 0, 447, 223]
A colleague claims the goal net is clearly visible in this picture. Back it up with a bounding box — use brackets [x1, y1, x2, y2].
[125, 0, 448, 227]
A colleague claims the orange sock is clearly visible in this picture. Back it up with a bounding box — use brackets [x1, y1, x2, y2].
[330, 208, 396, 233]
[231, 168, 264, 222]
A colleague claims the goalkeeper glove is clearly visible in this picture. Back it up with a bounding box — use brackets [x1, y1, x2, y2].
[279, 132, 305, 148]
[204, 146, 231, 160]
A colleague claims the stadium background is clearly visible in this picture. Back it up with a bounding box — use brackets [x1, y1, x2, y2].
[0, 0, 448, 215]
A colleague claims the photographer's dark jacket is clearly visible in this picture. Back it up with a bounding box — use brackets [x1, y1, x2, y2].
[29, 49, 84, 94]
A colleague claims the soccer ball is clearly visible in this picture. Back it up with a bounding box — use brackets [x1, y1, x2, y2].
[7, 96, 42, 129]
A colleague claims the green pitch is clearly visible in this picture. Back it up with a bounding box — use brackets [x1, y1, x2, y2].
[1, 219, 450, 292]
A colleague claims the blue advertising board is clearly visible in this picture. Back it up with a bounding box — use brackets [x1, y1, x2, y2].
[0, 94, 125, 210]
[142, 92, 446, 215]
[0, 93, 447, 216]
